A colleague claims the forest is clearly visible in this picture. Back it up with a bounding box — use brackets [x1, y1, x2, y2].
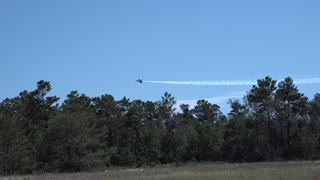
[1, 76, 320, 175]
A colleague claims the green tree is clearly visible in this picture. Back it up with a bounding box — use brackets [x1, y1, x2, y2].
[304, 93, 320, 159]
[0, 99, 30, 175]
[191, 100, 224, 161]
[246, 76, 279, 160]
[46, 91, 96, 172]
[18, 81, 59, 173]
[141, 101, 161, 165]
[118, 99, 144, 166]
[275, 77, 308, 159]
[223, 99, 248, 161]
[92, 94, 123, 166]
[192, 99, 221, 124]
[158, 92, 178, 163]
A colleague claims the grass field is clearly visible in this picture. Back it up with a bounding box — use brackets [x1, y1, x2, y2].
[2, 161, 320, 180]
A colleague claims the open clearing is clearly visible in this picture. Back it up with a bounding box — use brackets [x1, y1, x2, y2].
[2, 161, 320, 180]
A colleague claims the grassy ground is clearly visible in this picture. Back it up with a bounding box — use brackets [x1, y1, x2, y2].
[1, 161, 320, 180]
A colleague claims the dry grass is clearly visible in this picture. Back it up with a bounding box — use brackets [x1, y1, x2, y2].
[1, 161, 320, 180]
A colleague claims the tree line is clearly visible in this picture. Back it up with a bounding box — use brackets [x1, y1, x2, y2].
[1, 76, 320, 175]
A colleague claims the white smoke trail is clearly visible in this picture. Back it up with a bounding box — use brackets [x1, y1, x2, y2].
[144, 80, 256, 86]
[144, 78, 320, 86]
[295, 78, 320, 84]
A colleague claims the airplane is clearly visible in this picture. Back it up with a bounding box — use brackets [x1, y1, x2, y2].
[136, 79, 143, 84]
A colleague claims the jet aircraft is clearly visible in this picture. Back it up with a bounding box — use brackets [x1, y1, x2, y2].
[136, 79, 143, 84]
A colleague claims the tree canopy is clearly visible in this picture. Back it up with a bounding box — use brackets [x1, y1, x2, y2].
[1, 76, 320, 175]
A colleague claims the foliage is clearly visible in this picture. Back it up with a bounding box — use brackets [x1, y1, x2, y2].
[1, 77, 320, 175]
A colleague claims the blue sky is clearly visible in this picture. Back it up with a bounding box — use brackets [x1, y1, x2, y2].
[1, 0, 320, 113]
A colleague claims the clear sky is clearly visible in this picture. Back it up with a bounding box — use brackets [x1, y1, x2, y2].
[1, 0, 320, 112]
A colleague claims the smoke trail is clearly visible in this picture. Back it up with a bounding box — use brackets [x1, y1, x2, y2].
[144, 78, 320, 86]
[144, 80, 256, 86]
[295, 78, 320, 84]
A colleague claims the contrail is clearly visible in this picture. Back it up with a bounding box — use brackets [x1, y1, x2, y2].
[295, 78, 320, 84]
[144, 80, 256, 86]
[144, 78, 320, 86]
